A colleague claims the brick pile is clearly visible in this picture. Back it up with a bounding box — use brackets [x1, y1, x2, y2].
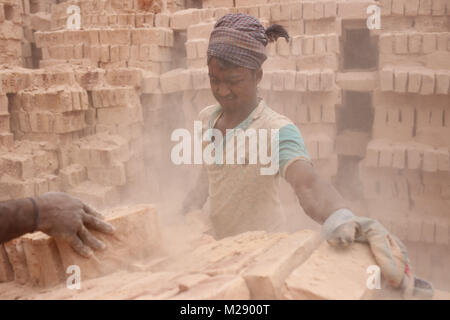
[1, 220, 449, 299]
[0, 0, 24, 66]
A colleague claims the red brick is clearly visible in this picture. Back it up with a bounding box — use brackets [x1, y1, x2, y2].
[418, 0, 432, 15]
[290, 2, 303, 20]
[277, 37, 290, 56]
[422, 33, 436, 53]
[379, 145, 394, 167]
[320, 70, 334, 91]
[380, 68, 394, 91]
[170, 9, 201, 30]
[437, 148, 450, 171]
[291, 36, 302, 55]
[259, 71, 272, 90]
[327, 34, 339, 54]
[407, 146, 422, 169]
[295, 72, 307, 92]
[420, 70, 435, 95]
[314, 2, 324, 19]
[302, 35, 314, 55]
[282, 243, 376, 300]
[56, 204, 161, 280]
[392, 0, 405, 15]
[435, 219, 449, 245]
[379, 34, 393, 54]
[314, 35, 326, 54]
[365, 143, 380, 167]
[284, 71, 296, 91]
[3, 239, 29, 285]
[302, 2, 314, 20]
[242, 230, 320, 299]
[405, 0, 420, 15]
[324, 1, 337, 18]
[394, 33, 408, 54]
[0, 244, 13, 283]
[21, 232, 65, 287]
[279, 3, 292, 21]
[379, 0, 392, 15]
[392, 145, 407, 168]
[421, 220, 435, 243]
[394, 69, 408, 92]
[436, 71, 450, 94]
[338, 1, 372, 19]
[307, 72, 320, 91]
[431, 0, 446, 15]
[408, 70, 422, 93]
[160, 68, 193, 93]
[423, 149, 438, 172]
[407, 218, 422, 242]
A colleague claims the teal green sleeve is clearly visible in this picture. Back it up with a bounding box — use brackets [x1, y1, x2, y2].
[279, 124, 311, 178]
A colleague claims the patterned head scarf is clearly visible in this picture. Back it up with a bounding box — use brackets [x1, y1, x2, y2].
[207, 13, 289, 70]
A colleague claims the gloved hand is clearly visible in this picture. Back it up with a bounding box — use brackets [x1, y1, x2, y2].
[327, 220, 359, 247]
[321, 209, 434, 299]
[322, 209, 359, 247]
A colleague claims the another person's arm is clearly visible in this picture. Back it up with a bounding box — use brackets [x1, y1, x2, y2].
[0, 192, 115, 257]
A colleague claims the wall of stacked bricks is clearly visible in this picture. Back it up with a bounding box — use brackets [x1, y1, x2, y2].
[0, 0, 449, 294]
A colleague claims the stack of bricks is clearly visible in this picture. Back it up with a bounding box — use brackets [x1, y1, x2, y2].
[357, 0, 450, 255]
[9, 70, 89, 145]
[21, 0, 56, 68]
[0, 0, 24, 66]
[0, 63, 149, 206]
[0, 91, 14, 149]
[0, 67, 31, 150]
[0, 140, 60, 201]
[65, 132, 130, 208]
[68, 67, 146, 207]
[35, 0, 175, 73]
[373, 0, 449, 30]
[0, 68, 64, 201]
[49, 0, 158, 31]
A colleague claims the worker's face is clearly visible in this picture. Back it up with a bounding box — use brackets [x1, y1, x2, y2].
[208, 57, 263, 111]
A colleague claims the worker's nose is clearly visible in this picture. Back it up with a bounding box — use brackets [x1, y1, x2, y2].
[216, 83, 232, 98]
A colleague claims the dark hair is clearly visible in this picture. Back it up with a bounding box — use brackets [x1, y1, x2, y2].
[207, 55, 239, 69]
[207, 56, 259, 79]
[265, 24, 290, 43]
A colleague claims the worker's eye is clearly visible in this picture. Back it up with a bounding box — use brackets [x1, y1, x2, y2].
[228, 79, 242, 86]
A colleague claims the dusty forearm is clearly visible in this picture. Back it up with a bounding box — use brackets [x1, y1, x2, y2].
[0, 198, 36, 243]
[294, 176, 348, 224]
[286, 160, 348, 225]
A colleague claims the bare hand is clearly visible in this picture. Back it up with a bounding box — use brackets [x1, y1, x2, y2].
[35, 192, 115, 258]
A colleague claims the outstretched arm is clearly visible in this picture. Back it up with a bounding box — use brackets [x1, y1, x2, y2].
[0, 192, 115, 257]
[0, 198, 37, 244]
[284, 159, 348, 224]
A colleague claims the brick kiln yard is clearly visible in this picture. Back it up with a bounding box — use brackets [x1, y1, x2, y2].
[0, 0, 450, 299]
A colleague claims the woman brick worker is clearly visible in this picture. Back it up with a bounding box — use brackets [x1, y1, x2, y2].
[181, 13, 433, 299]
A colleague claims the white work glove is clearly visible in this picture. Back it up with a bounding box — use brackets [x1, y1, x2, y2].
[322, 209, 359, 247]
